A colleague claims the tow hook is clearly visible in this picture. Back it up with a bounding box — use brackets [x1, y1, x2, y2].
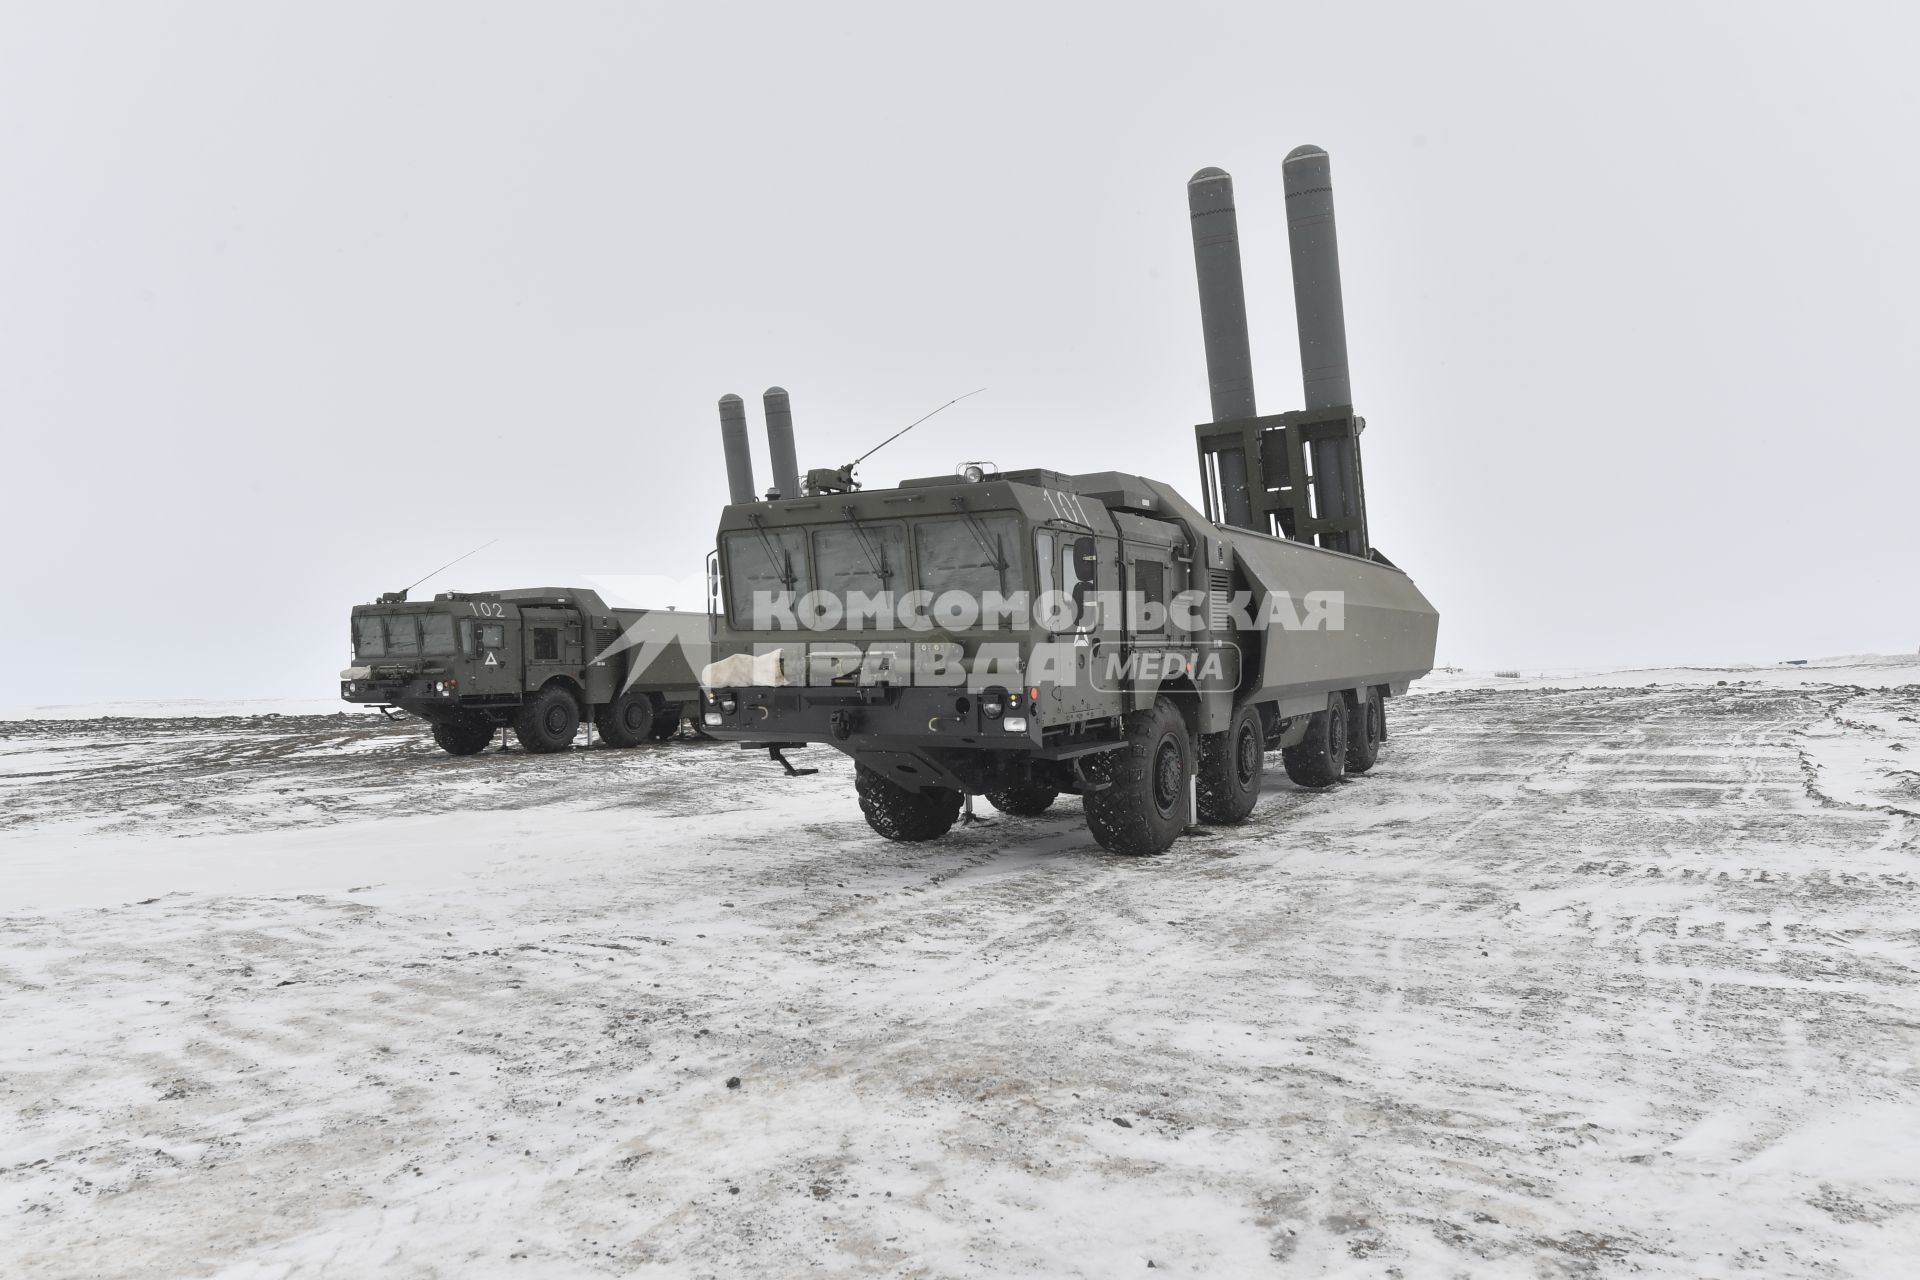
[1070, 753, 1115, 793]
[829, 709, 859, 741]
[768, 745, 818, 777]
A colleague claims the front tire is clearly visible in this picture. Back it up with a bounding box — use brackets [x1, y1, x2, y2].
[1197, 702, 1264, 824]
[1281, 694, 1348, 788]
[1084, 695, 1191, 855]
[984, 779, 1059, 816]
[855, 764, 962, 842]
[594, 689, 654, 748]
[431, 717, 493, 756]
[514, 685, 580, 754]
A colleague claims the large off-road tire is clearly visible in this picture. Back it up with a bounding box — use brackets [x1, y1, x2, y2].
[431, 717, 493, 757]
[984, 779, 1059, 816]
[1197, 702, 1264, 825]
[855, 764, 962, 842]
[514, 684, 580, 754]
[647, 703, 685, 741]
[1281, 694, 1348, 789]
[1346, 688, 1384, 774]
[1084, 695, 1192, 855]
[594, 689, 654, 748]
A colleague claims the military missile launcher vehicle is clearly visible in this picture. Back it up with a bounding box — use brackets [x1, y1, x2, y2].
[341, 587, 705, 755]
[697, 149, 1438, 854]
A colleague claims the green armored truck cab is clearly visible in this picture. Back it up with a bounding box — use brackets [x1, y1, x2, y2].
[341, 587, 705, 755]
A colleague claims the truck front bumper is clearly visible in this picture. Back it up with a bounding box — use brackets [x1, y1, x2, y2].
[700, 684, 1042, 752]
[340, 672, 459, 711]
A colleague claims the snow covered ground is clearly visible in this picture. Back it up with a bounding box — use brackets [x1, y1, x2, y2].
[3, 662, 1919, 1277]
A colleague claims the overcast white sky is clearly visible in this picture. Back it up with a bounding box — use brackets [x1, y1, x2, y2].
[3, 2, 1916, 703]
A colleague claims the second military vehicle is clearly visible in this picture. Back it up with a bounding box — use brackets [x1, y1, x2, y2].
[341, 587, 706, 755]
[697, 148, 1439, 854]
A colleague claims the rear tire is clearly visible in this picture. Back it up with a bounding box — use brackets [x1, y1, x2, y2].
[1346, 689, 1384, 774]
[1198, 702, 1264, 825]
[855, 764, 962, 842]
[431, 717, 493, 756]
[594, 689, 654, 748]
[648, 704, 684, 741]
[984, 780, 1059, 816]
[1281, 694, 1347, 789]
[514, 685, 580, 754]
[1084, 696, 1191, 855]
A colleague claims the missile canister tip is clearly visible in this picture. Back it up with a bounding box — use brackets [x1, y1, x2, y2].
[1285, 144, 1327, 163]
[719, 393, 744, 406]
[1189, 166, 1230, 184]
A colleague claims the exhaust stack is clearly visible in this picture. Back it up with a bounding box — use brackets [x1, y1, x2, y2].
[763, 386, 800, 500]
[717, 393, 756, 505]
[1187, 167, 1257, 529]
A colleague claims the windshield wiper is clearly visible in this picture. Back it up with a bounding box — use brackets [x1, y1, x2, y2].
[841, 506, 892, 583]
[953, 505, 1009, 574]
[747, 516, 798, 592]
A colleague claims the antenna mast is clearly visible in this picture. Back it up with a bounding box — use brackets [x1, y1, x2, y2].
[387, 539, 499, 602]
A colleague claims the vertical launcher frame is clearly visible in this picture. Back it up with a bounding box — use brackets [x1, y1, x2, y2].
[1195, 407, 1368, 557]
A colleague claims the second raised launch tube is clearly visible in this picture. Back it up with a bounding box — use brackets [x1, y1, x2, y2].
[763, 387, 800, 500]
[1282, 145, 1352, 412]
[1284, 145, 1359, 549]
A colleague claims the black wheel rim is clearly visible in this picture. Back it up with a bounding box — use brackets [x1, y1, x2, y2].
[625, 703, 648, 733]
[1234, 722, 1260, 786]
[1152, 738, 1183, 815]
[545, 704, 570, 735]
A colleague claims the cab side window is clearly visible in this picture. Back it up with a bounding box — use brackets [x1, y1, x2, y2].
[532, 627, 559, 661]
[463, 621, 506, 656]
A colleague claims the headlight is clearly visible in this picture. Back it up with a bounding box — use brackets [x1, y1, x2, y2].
[434, 681, 446, 693]
[982, 701, 1002, 719]
[703, 711, 723, 727]
[719, 696, 737, 714]
[1003, 716, 1028, 733]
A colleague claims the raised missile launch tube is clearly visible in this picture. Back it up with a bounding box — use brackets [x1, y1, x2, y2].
[1283, 145, 1357, 545]
[763, 386, 800, 500]
[1283, 145, 1352, 411]
[1187, 167, 1257, 530]
[718, 393, 757, 505]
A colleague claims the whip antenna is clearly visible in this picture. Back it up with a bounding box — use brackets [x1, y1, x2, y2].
[400, 539, 499, 596]
[852, 388, 986, 468]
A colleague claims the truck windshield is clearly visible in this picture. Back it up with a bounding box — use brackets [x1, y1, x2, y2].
[915, 513, 1023, 597]
[723, 528, 811, 626]
[813, 522, 908, 598]
[384, 616, 420, 656]
[354, 612, 456, 658]
[420, 614, 455, 654]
